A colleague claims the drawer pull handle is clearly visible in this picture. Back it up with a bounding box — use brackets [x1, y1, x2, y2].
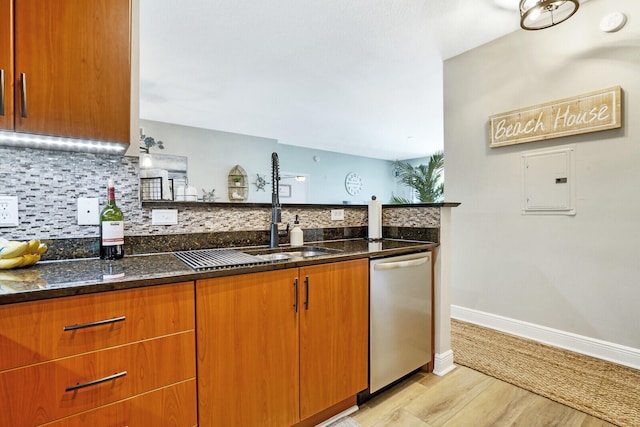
[293, 278, 299, 313]
[304, 276, 309, 310]
[20, 73, 27, 118]
[65, 371, 127, 392]
[0, 69, 4, 116]
[63, 316, 126, 331]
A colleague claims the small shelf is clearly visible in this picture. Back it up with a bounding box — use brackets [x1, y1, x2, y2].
[227, 165, 249, 202]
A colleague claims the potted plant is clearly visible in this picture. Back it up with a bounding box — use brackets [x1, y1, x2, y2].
[390, 150, 444, 203]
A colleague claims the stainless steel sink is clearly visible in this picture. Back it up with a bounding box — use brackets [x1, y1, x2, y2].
[286, 249, 335, 257]
[254, 246, 342, 261]
[256, 253, 294, 261]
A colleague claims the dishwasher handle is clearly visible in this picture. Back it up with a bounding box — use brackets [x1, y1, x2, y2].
[373, 256, 429, 271]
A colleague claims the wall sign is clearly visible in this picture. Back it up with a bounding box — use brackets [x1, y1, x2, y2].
[489, 86, 621, 148]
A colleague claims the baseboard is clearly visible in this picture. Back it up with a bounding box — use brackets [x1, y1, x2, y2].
[433, 350, 456, 376]
[314, 405, 359, 427]
[451, 305, 640, 370]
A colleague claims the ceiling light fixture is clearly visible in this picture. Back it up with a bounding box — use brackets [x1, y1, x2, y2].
[519, 0, 579, 30]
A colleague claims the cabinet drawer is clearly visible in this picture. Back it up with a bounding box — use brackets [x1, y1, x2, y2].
[39, 379, 197, 427]
[0, 331, 196, 426]
[0, 282, 194, 371]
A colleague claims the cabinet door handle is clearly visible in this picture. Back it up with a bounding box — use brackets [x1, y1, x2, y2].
[0, 69, 4, 116]
[293, 278, 299, 313]
[65, 371, 127, 392]
[63, 315, 126, 331]
[304, 276, 309, 310]
[20, 73, 27, 118]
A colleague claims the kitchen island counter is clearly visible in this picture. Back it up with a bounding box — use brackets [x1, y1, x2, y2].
[0, 238, 435, 305]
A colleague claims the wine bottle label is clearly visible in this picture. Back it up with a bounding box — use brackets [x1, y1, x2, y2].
[101, 221, 124, 246]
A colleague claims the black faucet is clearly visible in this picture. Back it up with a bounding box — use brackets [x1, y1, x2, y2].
[270, 152, 289, 248]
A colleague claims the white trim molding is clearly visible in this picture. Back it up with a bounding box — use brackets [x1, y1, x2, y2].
[433, 350, 456, 376]
[315, 405, 359, 427]
[431, 207, 456, 377]
[451, 305, 640, 371]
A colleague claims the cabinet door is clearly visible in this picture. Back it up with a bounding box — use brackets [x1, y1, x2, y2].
[197, 269, 300, 427]
[299, 259, 369, 420]
[0, 0, 12, 130]
[13, 0, 131, 143]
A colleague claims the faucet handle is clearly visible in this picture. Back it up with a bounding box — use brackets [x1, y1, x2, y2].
[278, 223, 290, 237]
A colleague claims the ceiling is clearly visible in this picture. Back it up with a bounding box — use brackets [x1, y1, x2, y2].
[140, 0, 529, 160]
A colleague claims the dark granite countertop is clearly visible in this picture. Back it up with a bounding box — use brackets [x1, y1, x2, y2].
[0, 238, 436, 305]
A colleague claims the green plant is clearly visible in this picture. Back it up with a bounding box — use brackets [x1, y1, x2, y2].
[391, 150, 444, 203]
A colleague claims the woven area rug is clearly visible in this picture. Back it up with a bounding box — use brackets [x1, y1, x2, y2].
[451, 319, 640, 427]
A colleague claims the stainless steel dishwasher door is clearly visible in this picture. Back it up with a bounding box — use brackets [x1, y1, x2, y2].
[369, 251, 432, 393]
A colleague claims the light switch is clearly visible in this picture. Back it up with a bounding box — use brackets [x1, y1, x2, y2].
[78, 197, 100, 225]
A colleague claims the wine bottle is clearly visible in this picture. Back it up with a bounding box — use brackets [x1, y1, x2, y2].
[100, 179, 125, 260]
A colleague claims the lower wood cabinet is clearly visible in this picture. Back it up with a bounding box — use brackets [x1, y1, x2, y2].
[196, 259, 369, 427]
[0, 282, 197, 426]
[299, 261, 369, 420]
[197, 268, 301, 426]
[0, 332, 195, 425]
[0, 281, 195, 372]
[38, 379, 197, 427]
[0, 260, 369, 426]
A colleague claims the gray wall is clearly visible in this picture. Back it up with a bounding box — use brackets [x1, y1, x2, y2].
[444, 0, 640, 349]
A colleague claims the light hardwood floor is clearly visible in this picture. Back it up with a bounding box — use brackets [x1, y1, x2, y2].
[352, 366, 616, 427]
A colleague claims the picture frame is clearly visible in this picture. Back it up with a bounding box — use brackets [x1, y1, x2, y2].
[279, 184, 292, 198]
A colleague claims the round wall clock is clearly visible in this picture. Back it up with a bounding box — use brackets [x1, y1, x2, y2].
[345, 172, 363, 196]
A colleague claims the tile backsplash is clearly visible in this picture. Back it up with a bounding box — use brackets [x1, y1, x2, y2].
[1, 147, 140, 240]
[1, 147, 442, 255]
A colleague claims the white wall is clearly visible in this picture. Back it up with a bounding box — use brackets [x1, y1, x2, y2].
[444, 0, 640, 350]
[140, 119, 401, 204]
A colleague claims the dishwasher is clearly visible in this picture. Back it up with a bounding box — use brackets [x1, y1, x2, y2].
[369, 251, 432, 393]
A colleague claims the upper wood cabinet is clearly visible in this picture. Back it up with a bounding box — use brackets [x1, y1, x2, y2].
[3, 0, 131, 143]
[0, 0, 13, 130]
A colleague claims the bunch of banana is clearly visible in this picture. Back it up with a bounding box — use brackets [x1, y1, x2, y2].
[0, 239, 48, 270]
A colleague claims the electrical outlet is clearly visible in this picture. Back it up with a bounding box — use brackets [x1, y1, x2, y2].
[0, 196, 19, 227]
[330, 209, 344, 221]
[152, 209, 178, 225]
[78, 197, 100, 225]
